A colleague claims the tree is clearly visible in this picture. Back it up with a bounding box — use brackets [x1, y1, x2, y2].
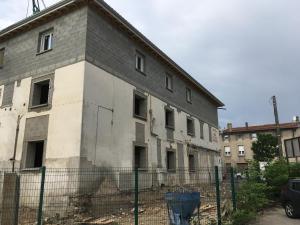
[252, 133, 278, 162]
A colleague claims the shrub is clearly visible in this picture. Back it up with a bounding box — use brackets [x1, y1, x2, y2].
[247, 160, 262, 182]
[231, 210, 256, 225]
[289, 162, 300, 178]
[237, 181, 269, 212]
[264, 159, 289, 198]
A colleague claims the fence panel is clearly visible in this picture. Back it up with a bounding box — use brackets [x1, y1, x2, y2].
[0, 168, 43, 225]
[219, 166, 237, 224]
[41, 168, 135, 225]
[0, 167, 235, 225]
[137, 168, 218, 225]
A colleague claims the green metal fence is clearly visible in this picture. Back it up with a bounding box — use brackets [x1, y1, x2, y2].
[0, 166, 237, 225]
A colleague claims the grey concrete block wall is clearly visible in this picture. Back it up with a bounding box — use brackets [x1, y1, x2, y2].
[86, 7, 219, 126]
[0, 6, 88, 85]
[0, 4, 219, 126]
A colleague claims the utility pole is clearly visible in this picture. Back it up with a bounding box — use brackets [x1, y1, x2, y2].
[32, 0, 41, 14]
[272, 96, 285, 159]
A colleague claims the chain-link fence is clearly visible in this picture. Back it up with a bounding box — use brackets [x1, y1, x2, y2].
[0, 166, 237, 225]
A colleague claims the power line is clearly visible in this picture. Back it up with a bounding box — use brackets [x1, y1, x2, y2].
[41, 0, 47, 8]
[26, 0, 30, 17]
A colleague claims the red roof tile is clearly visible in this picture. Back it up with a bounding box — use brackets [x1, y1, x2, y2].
[223, 122, 300, 134]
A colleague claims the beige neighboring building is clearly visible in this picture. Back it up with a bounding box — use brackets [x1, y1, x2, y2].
[220, 118, 300, 171]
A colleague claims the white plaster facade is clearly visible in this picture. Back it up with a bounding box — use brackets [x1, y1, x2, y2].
[0, 61, 221, 171]
[0, 62, 84, 169]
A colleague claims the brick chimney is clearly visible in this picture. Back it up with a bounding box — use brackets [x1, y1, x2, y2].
[227, 123, 232, 131]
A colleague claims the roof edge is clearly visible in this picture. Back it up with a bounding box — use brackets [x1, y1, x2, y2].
[0, 0, 79, 37]
[93, 0, 224, 107]
[223, 122, 300, 134]
[0, 0, 224, 107]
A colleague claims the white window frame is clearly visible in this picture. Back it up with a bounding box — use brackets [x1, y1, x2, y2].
[224, 135, 229, 141]
[165, 73, 173, 91]
[238, 145, 245, 156]
[39, 30, 53, 53]
[224, 146, 231, 156]
[186, 87, 192, 103]
[135, 52, 145, 73]
[251, 133, 257, 141]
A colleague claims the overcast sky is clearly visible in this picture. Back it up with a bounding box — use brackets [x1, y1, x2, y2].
[1, 0, 299, 128]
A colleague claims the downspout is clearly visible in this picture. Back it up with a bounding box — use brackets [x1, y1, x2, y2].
[149, 96, 157, 137]
[11, 115, 22, 172]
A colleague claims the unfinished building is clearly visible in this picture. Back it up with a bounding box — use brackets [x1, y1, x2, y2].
[0, 0, 223, 183]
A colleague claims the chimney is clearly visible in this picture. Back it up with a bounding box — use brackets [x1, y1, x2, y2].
[293, 116, 299, 122]
[227, 123, 232, 131]
[245, 122, 249, 128]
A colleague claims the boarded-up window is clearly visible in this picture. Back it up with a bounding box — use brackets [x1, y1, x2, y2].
[1, 82, 14, 106]
[0, 48, 4, 68]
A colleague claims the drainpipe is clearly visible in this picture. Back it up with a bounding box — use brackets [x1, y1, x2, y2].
[149, 96, 157, 137]
[11, 115, 22, 172]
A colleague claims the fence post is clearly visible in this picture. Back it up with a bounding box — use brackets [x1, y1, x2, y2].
[134, 167, 139, 225]
[0, 172, 20, 225]
[37, 166, 46, 225]
[215, 166, 222, 225]
[230, 167, 237, 211]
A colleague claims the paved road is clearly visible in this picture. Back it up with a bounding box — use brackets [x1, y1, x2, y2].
[252, 207, 299, 225]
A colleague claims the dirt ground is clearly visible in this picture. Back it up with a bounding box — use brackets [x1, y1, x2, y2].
[16, 202, 218, 225]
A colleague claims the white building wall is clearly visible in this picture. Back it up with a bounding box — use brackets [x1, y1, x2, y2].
[0, 60, 220, 170]
[0, 62, 85, 169]
[81, 62, 221, 170]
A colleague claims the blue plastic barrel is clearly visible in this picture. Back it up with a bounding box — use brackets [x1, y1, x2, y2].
[165, 192, 200, 225]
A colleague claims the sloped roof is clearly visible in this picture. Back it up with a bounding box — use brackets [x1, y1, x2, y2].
[0, 0, 224, 107]
[223, 122, 300, 134]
